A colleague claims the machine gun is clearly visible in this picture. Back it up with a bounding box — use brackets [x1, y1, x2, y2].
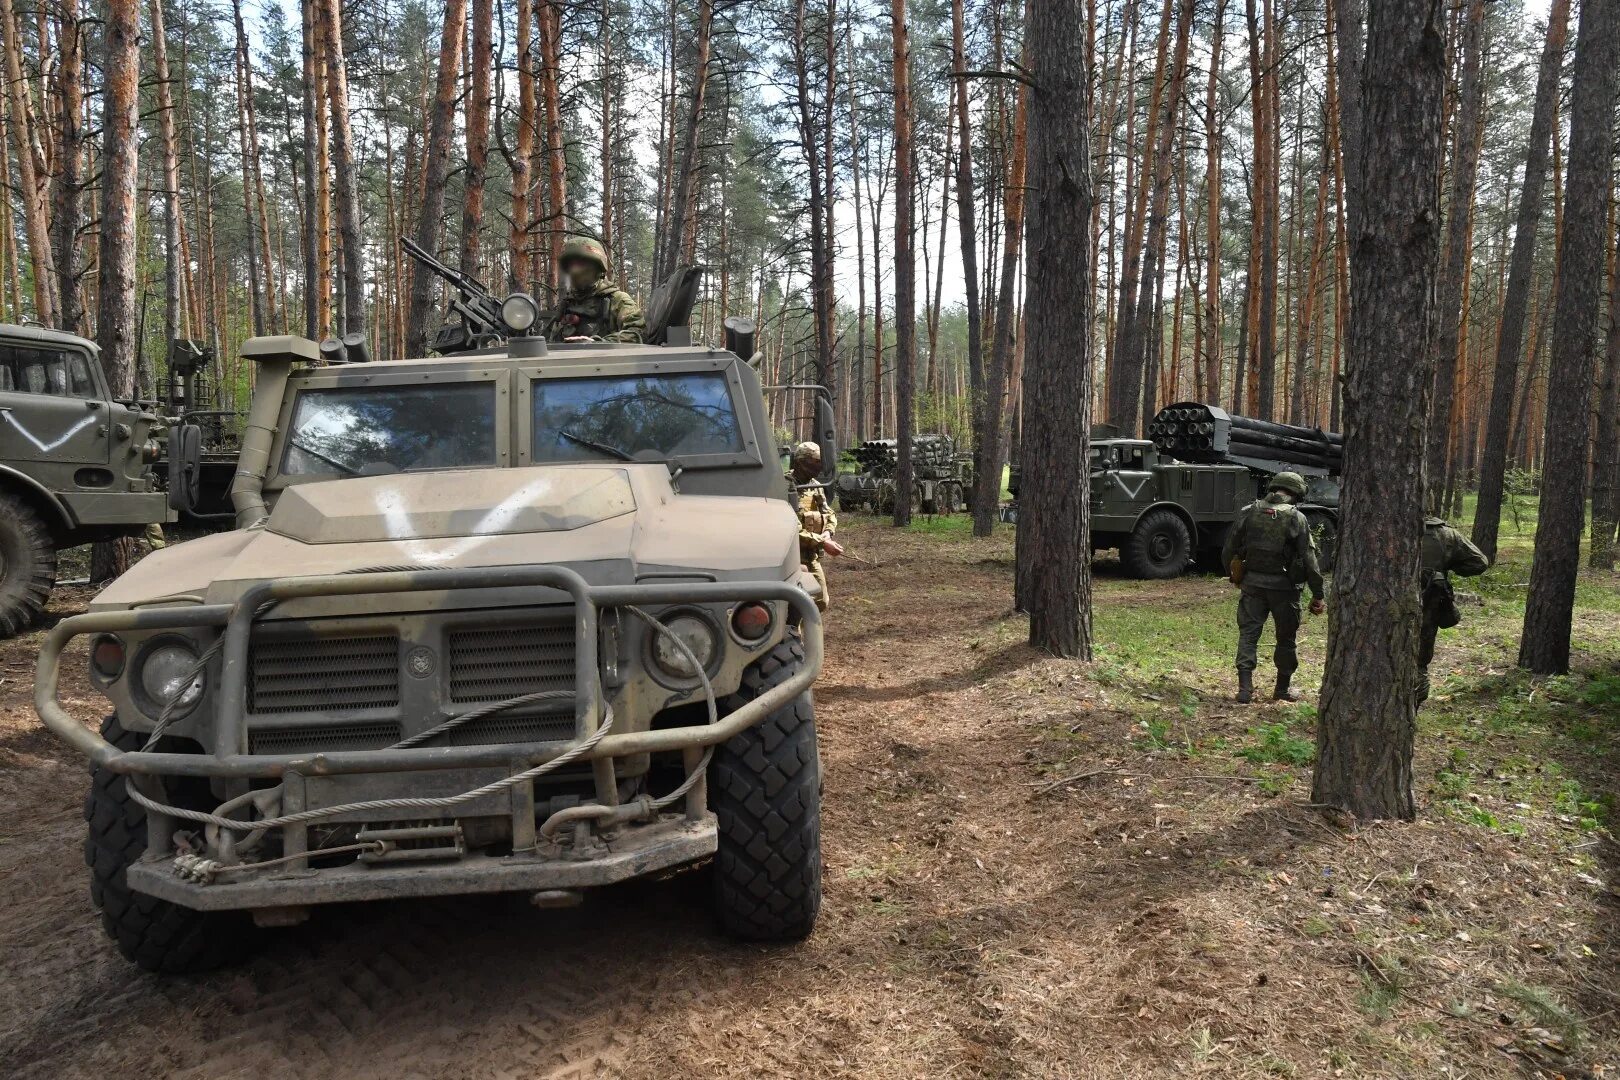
[401, 236, 538, 354]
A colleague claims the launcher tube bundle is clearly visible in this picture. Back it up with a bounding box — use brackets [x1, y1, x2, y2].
[1148, 402, 1342, 476]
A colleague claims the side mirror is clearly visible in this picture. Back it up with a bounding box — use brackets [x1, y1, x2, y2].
[814, 394, 837, 484]
[167, 423, 202, 513]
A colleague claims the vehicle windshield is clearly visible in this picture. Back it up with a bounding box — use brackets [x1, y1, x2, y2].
[532, 373, 745, 463]
[282, 383, 497, 477]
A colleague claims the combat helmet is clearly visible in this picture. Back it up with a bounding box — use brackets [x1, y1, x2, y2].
[558, 237, 610, 276]
[1268, 471, 1307, 498]
[791, 441, 823, 471]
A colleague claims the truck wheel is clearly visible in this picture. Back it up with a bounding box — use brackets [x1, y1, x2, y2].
[709, 636, 821, 941]
[84, 716, 256, 972]
[0, 492, 57, 637]
[1121, 509, 1192, 579]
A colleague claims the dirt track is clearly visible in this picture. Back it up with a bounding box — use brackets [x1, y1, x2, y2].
[1, 521, 1614, 1078]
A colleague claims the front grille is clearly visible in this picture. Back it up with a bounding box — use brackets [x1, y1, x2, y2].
[438, 713, 576, 746]
[248, 720, 403, 755]
[249, 633, 401, 714]
[447, 623, 575, 704]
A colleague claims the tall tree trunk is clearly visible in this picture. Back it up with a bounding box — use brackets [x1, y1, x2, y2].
[663, 0, 712, 286]
[789, 0, 833, 396]
[954, 0, 987, 528]
[598, 0, 613, 260]
[1471, 0, 1569, 560]
[50, 0, 82, 332]
[1019, 0, 1093, 658]
[1589, 218, 1620, 567]
[509, 0, 535, 289]
[1518, 0, 1619, 674]
[2, 0, 56, 323]
[1202, 0, 1226, 402]
[323, 0, 365, 333]
[232, 0, 265, 335]
[1333, 0, 1365, 237]
[404, 0, 469, 357]
[1254, 0, 1280, 419]
[891, 0, 916, 526]
[538, 0, 566, 294]
[151, 0, 186, 366]
[299, 0, 321, 337]
[1424, 0, 1485, 513]
[974, 5, 1030, 537]
[1312, 0, 1446, 822]
[847, 3, 868, 443]
[459, 0, 492, 281]
[96, 0, 140, 394]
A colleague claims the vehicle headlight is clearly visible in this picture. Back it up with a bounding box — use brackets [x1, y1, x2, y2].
[138, 641, 206, 715]
[501, 292, 540, 333]
[651, 614, 718, 678]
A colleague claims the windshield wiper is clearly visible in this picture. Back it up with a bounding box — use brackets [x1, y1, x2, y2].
[559, 428, 634, 461]
[289, 438, 362, 476]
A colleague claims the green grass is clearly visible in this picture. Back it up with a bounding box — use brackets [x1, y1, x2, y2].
[1239, 722, 1316, 766]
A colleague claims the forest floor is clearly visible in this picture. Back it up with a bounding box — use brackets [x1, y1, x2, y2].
[0, 510, 1616, 1079]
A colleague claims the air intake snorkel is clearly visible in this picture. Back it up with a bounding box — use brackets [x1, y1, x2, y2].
[229, 336, 321, 529]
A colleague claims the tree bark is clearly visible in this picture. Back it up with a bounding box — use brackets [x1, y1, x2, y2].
[1202, 0, 1226, 403]
[1424, 0, 1485, 513]
[954, 0, 985, 532]
[1589, 221, 1620, 568]
[1019, 0, 1094, 658]
[299, 0, 322, 337]
[323, 0, 366, 333]
[2, 0, 56, 323]
[150, 0, 187, 361]
[1471, 0, 1569, 560]
[96, 0, 140, 395]
[538, 0, 566, 294]
[404, 0, 469, 357]
[788, 0, 833, 397]
[891, 0, 916, 526]
[1312, 0, 1446, 822]
[1518, 0, 1619, 674]
[50, 0, 82, 333]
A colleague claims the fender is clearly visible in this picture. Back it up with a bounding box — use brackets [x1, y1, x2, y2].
[0, 463, 75, 533]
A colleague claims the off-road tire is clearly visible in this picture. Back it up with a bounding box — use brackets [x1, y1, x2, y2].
[84, 716, 256, 972]
[709, 636, 821, 941]
[0, 492, 56, 637]
[1121, 509, 1192, 579]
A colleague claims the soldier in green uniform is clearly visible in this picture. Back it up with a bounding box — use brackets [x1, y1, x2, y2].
[1417, 516, 1489, 702]
[546, 238, 647, 344]
[1220, 471, 1327, 703]
[789, 442, 842, 612]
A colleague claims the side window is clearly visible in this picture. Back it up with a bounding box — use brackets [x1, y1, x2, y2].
[0, 344, 97, 399]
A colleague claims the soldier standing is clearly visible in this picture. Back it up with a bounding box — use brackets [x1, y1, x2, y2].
[789, 442, 842, 612]
[1220, 471, 1327, 703]
[1417, 516, 1488, 701]
[546, 238, 647, 344]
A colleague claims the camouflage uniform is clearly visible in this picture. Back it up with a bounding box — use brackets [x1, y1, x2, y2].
[546, 238, 647, 344]
[1417, 516, 1488, 701]
[790, 443, 836, 612]
[1220, 476, 1325, 701]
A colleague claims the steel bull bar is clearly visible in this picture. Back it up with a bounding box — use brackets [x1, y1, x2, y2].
[33, 566, 822, 908]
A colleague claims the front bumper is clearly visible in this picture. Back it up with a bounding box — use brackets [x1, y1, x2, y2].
[36, 565, 821, 908]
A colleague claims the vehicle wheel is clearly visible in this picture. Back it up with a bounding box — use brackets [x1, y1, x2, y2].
[0, 492, 57, 637]
[709, 635, 821, 941]
[1305, 511, 1339, 574]
[84, 716, 257, 972]
[1121, 509, 1192, 579]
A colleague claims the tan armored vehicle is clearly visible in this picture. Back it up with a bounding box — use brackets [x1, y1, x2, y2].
[0, 324, 177, 635]
[37, 303, 834, 971]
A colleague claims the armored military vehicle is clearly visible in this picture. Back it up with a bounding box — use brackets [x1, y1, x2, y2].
[835, 434, 973, 514]
[0, 324, 179, 636]
[36, 273, 834, 971]
[1006, 404, 1340, 578]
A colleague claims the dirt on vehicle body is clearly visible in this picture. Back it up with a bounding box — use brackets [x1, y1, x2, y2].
[0, 324, 175, 636]
[36, 324, 835, 972]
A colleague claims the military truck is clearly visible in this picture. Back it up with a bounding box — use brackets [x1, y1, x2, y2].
[0, 324, 179, 636]
[35, 274, 834, 971]
[1006, 404, 1340, 578]
[835, 434, 973, 514]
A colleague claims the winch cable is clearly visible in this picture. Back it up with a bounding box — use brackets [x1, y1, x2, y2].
[123, 604, 731, 872]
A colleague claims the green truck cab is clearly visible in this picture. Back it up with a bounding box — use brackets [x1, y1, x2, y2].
[0, 324, 174, 635]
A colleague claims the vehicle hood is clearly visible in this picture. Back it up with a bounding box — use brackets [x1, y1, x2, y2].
[92, 464, 800, 610]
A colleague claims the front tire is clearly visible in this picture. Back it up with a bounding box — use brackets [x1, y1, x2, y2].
[0, 492, 57, 637]
[709, 636, 822, 941]
[1121, 508, 1192, 579]
[85, 716, 256, 972]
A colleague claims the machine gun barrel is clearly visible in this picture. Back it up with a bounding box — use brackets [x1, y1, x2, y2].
[400, 236, 507, 347]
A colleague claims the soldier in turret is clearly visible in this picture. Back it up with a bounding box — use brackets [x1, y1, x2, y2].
[1417, 515, 1488, 702]
[1221, 471, 1326, 703]
[789, 442, 842, 612]
[546, 238, 647, 344]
